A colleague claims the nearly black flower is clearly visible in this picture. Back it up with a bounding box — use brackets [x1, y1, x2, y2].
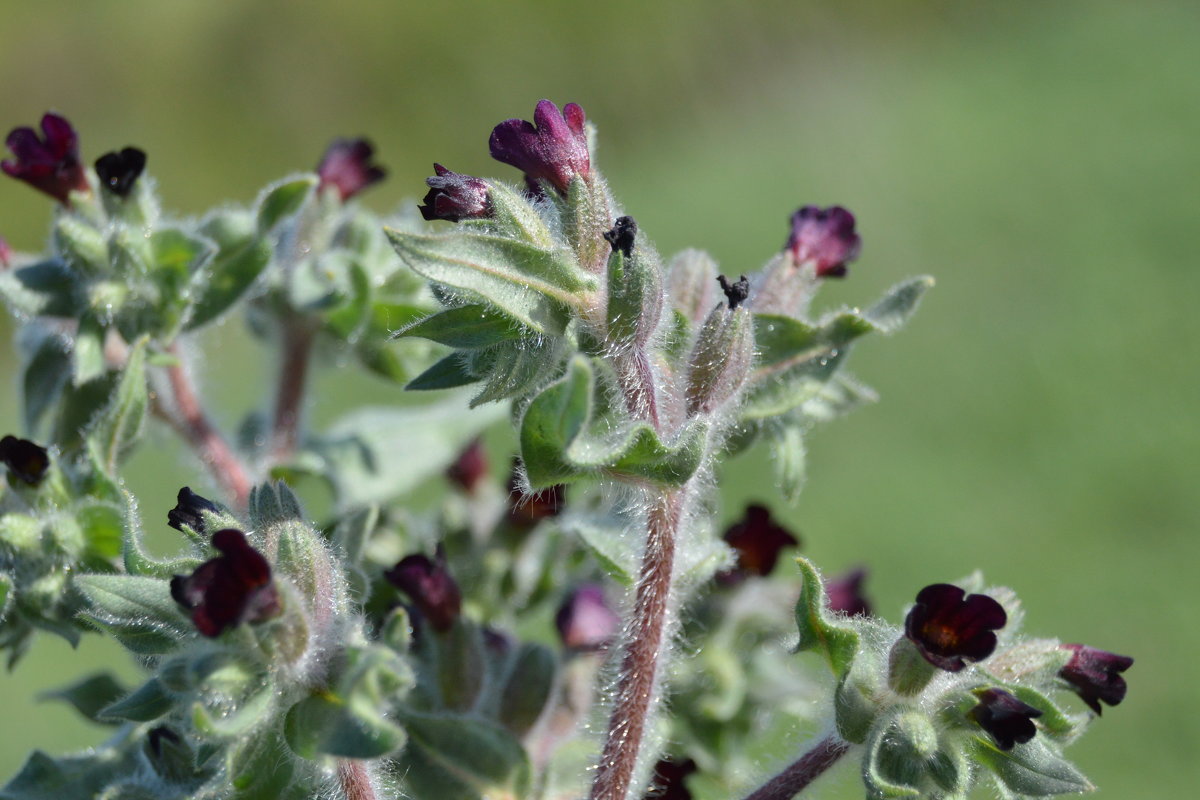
[785, 205, 861, 278]
[2, 113, 89, 204]
[825, 567, 872, 617]
[603, 216, 637, 258]
[489, 99, 590, 195]
[419, 163, 491, 222]
[94, 147, 146, 197]
[1060, 644, 1133, 715]
[905, 583, 1006, 672]
[716, 274, 750, 310]
[384, 550, 462, 632]
[643, 757, 698, 800]
[969, 688, 1043, 750]
[167, 486, 221, 536]
[316, 137, 386, 201]
[170, 529, 280, 638]
[721, 503, 799, 579]
[0, 434, 49, 486]
[555, 583, 620, 652]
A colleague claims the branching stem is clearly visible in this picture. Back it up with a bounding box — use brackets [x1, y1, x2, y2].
[741, 735, 849, 800]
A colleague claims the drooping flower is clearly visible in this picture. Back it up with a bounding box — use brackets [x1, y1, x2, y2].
[969, 688, 1043, 750]
[720, 503, 799, 579]
[94, 147, 146, 197]
[446, 437, 489, 494]
[0, 435, 49, 486]
[419, 163, 490, 222]
[316, 137, 386, 201]
[1059, 644, 1133, 715]
[825, 567, 872, 617]
[489, 99, 590, 194]
[2, 113, 89, 204]
[384, 550, 462, 632]
[785, 205, 861, 278]
[167, 486, 221, 536]
[904, 583, 1006, 672]
[170, 529, 281, 638]
[555, 583, 620, 652]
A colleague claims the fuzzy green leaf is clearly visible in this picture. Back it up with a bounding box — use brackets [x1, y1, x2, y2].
[406, 354, 477, 391]
[283, 691, 406, 759]
[22, 333, 72, 435]
[38, 672, 127, 724]
[76, 574, 191, 654]
[0, 260, 81, 317]
[793, 556, 861, 678]
[396, 710, 531, 800]
[87, 337, 148, 471]
[498, 643, 557, 737]
[98, 677, 172, 723]
[257, 175, 317, 233]
[186, 237, 272, 329]
[227, 731, 295, 800]
[397, 304, 525, 349]
[72, 312, 106, 386]
[972, 736, 1093, 796]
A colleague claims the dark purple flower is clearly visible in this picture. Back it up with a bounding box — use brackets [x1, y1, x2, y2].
[716, 274, 750, 310]
[825, 567, 872, 617]
[603, 216, 637, 258]
[643, 757, 698, 800]
[0, 236, 12, 268]
[970, 688, 1042, 750]
[555, 583, 620, 651]
[167, 486, 221, 536]
[446, 437, 489, 494]
[384, 550, 462, 632]
[419, 163, 491, 222]
[489, 99, 590, 195]
[785, 205, 861, 278]
[905, 584, 1006, 672]
[170, 529, 280, 638]
[0, 434, 49, 486]
[506, 463, 565, 529]
[1060, 644, 1133, 715]
[2, 113, 89, 204]
[721, 503, 799, 579]
[316, 137, 386, 201]
[94, 147, 146, 197]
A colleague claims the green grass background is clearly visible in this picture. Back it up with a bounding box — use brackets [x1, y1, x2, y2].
[1, 1, 1196, 797]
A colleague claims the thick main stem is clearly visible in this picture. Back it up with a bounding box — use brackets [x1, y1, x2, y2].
[589, 490, 681, 800]
[270, 316, 316, 462]
[742, 735, 849, 800]
[336, 759, 378, 800]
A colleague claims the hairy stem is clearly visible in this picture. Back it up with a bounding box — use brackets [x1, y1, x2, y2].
[336, 759, 378, 800]
[153, 343, 252, 509]
[270, 316, 317, 462]
[589, 490, 681, 800]
[742, 736, 849, 800]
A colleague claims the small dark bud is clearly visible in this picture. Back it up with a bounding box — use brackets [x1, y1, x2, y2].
[419, 163, 491, 222]
[146, 726, 182, 760]
[644, 757, 698, 800]
[383, 549, 462, 633]
[825, 567, 872, 617]
[446, 438, 489, 494]
[785, 205, 861, 278]
[0, 434, 50, 486]
[716, 274, 750, 310]
[316, 137, 386, 201]
[489, 99, 590, 195]
[904, 583, 1007, 672]
[555, 583, 620, 651]
[603, 216, 637, 258]
[167, 486, 221, 536]
[1059, 644, 1133, 714]
[2, 113, 89, 204]
[170, 529, 280, 638]
[719, 504, 799, 580]
[969, 688, 1042, 751]
[93, 147, 146, 197]
[506, 463, 565, 529]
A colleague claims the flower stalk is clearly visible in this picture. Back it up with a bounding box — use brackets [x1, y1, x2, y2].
[742, 735, 850, 800]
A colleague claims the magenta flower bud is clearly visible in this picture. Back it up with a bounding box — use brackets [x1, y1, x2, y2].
[446, 437, 489, 494]
[785, 205, 861, 278]
[824, 567, 872, 617]
[969, 688, 1042, 751]
[722, 503, 799, 578]
[0, 434, 50, 487]
[0, 236, 12, 268]
[167, 486, 221, 536]
[904, 584, 1007, 672]
[419, 163, 491, 222]
[2, 113, 89, 204]
[489, 99, 590, 195]
[94, 147, 146, 197]
[1059, 644, 1133, 715]
[316, 137, 386, 201]
[555, 583, 620, 651]
[384, 550, 462, 632]
[169, 529, 281, 638]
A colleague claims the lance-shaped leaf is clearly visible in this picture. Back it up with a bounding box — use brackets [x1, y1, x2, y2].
[387, 229, 588, 334]
[971, 736, 1093, 797]
[86, 337, 148, 471]
[406, 353, 477, 391]
[396, 710, 531, 800]
[37, 672, 127, 724]
[76, 574, 192, 654]
[468, 336, 563, 407]
[397, 303, 525, 349]
[497, 642, 557, 737]
[0, 259, 82, 318]
[22, 332, 72, 435]
[98, 677, 173, 723]
[792, 556, 861, 678]
[257, 175, 317, 233]
[185, 234, 272, 330]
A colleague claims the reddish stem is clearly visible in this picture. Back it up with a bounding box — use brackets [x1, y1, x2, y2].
[336, 760, 378, 800]
[270, 317, 316, 462]
[742, 736, 850, 800]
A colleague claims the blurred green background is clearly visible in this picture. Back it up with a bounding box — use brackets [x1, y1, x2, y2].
[1, 0, 1196, 797]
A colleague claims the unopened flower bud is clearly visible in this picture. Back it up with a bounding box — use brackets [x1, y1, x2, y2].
[317, 137, 386, 201]
[170, 529, 281, 638]
[489, 100, 590, 195]
[555, 583, 620, 651]
[167, 486, 221, 536]
[969, 688, 1042, 750]
[825, 567, 872, 617]
[0, 435, 49, 486]
[419, 163, 491, 222]
[93, 147, 146, 197]
[1059, 644, 1133, 714]
[785, 205, 861, 278]
[685, 290, 755, 416]
[605, 216, 663, 347]
[2, 113, 89, 204]
[384, 550, 461, 632]
[665, 249, 720, 326]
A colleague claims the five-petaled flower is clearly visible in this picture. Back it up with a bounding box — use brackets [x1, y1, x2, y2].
[785, 205, 861, 278]
[905, 583, 1006, 672]
[170, 529, 281, 637]
[0, 434, 49, 486]
[2, 113, 89, 204]
[384, 550, 462, 632]
[969, 688, 1043, 751]
[94, 147, 147, 197]
[555, 583, 620, 652]
[489, 99, 590, 195]
[1059, 644, 1133, 715]
[720, 503, 799, 580]
[419, 163, 491, 222]
[316, 137, 386, 201]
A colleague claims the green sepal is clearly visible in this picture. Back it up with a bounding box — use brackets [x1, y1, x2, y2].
[770, 421, 807, 502]
[53, 215, 108, 276]
[149, 228, 216, 335]
[432, 617, 486, 712]
[396, 303, 525, 349]
[970, 736, 1093, 797]
[86, 337, 148, 472]
[72, 312, 106, 386]
[0, 259, 82, 317]
[227, 730, 296, 800]
[792, 556, 860, 678]
[497, 642, 557, 737]
[406, 353, 477, 391]
[185, 236, 272, 330]
[396, 710, 531, 800]
[283, 691, 406, 759]
[248, 480, 305, 529]
[1004, 685, 1086, 743]
[485, 180, 556, 249]
[835, 643, 885, 743]
[257, 175, 317, 233]
[37, 672, 127, 724]
[192, 678, 274, 738]
[76, 574, 192, 654]
[604, 239, 663, 347]
[468, 336, 562, 407]
[862, 713, 923, 799]
[97, 677, 173, 723]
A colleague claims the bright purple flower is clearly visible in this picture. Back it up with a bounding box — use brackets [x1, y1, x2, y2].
[489, 100, 590, 195]
[1060, 644, 1133, 715]
[555, 584, 620, 651]
[384, 550, 462, 632]
[419, 163, 491, 222]
[0, 236, 11, 268]
[0, 434, 50, 486]
[94, 147, 146, 197]
[170, 529, 281, 638]
[167, 486, 221, 536]
[825, 567, 872, 617]
[506, 463, 565, 529]
[316, 137, 386, 201]
[2, 113, 89, 204]
[785, 205, 861, 278]
[905, 583, 1006, 672]
[721, 503, 799, 579]
[969, 688, 1042, 751]
[643, 757, 698, 800]
[446, 437, 489, 494]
